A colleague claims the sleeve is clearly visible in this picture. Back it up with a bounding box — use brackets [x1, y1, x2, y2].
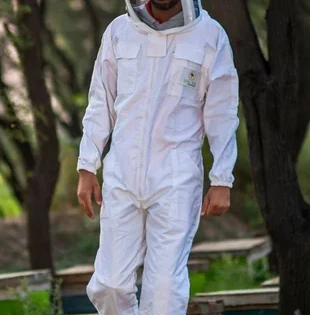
[77, 25, 117, 174]
[203, 28, 239, 188]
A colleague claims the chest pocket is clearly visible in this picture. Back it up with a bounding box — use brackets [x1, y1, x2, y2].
[167, 44, 206, 101]
[116, 41, 141, 95]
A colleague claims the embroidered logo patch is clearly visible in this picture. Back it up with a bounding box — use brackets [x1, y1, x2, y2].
[182, 68, 200, 88]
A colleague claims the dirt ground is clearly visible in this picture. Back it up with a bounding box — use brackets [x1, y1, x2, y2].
[0, 209, 254, 273]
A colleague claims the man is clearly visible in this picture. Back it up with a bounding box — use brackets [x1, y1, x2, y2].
[77, 0, 239, 314]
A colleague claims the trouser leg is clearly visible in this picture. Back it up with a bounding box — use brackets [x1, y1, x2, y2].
[87, 186, 146, 315]
[139, 189, 201, 315]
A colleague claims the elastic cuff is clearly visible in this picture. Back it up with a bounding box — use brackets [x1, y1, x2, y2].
[210, 181, 233, 188]
[77, 160, 97, 175]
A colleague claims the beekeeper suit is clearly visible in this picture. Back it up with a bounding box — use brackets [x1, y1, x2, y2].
[77, 0, 239, 314]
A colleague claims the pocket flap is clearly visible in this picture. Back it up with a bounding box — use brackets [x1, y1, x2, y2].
[116, 41, 141, 59]
[174, 44, 206, 65]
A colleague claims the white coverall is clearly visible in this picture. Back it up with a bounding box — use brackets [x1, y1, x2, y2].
[77, 1, 239, 314]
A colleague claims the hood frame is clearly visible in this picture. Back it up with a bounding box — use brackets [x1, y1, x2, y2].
[124, 0, 202, 26]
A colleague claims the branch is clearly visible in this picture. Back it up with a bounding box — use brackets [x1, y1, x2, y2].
[82, 0, 101, 50]
[82, 8, 118, 88]
[39, 0, 72, 90]
[0, 50, 35, 172]
[82, 0, 102, 89]
[45, 59, 82, 138]
[38, 0, 82, 137]
[42, 23, 80, 93]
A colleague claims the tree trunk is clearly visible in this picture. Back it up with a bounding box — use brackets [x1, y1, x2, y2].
[15, 0, 60, 270]
[207, 1, 310, 314]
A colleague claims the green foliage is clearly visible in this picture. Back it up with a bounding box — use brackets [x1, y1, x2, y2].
[73, 93, 88, 111]
[190, 255, 274, 297]
[189, 273, 207, 297]
[204, 256, 257, 292]
[0, 299, 22, 315]
[1, 279, 63, 315]
[0, 175, 20, 218]
[251, 257, 272, 284]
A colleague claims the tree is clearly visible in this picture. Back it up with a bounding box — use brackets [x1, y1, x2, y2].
[0, 0, 125, 269]
[206, 0, 310, 314]
[0, 0, 124, 210]
[14, 0, 60, 270]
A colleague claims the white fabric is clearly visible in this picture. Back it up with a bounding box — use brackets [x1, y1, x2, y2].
[77, 6, 239, 315]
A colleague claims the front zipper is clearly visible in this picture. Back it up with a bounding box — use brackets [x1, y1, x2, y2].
[137, 57, 158, 201]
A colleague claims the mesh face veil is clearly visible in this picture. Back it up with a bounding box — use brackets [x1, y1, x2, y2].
[150, 0, 181, 10]
[125, 0, 201, 25]
[127, 0, 148, 7]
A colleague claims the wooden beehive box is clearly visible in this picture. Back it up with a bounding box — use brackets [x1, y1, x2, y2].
[191, 288, 279, 313]
[261, 276, 279, 288]
[55, 265, 96, 314]
[190, 237, 271, 263]
[188, 300, 224, 314]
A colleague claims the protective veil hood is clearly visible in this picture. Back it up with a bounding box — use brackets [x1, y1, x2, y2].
[125, 0, 202, 27]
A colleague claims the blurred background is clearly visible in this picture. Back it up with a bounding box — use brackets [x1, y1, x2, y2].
[0, 0, 309, 313]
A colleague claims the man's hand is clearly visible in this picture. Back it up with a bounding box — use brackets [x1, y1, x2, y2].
[201, 186, 231, 216]
[77, 170, 102, 219]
